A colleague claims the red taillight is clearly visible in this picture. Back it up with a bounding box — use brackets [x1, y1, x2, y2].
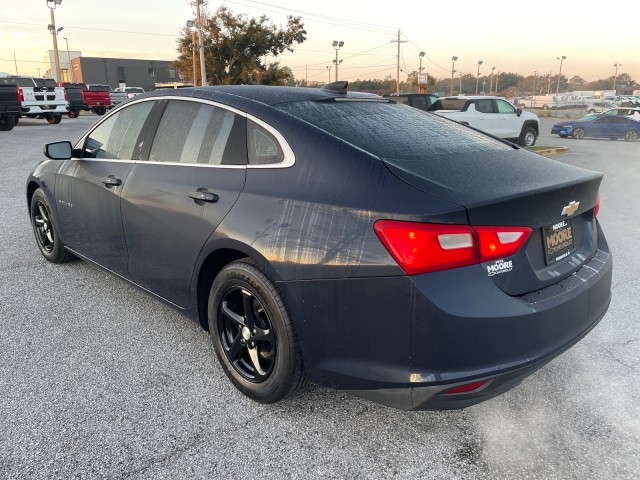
[441, 380, 488, 395]
[16, 86, 24, 102]
[374, 220, 532, 275]
[63, 88, 67, 101]
[474, 226, 532, 262]
[594, 192, 601, 217]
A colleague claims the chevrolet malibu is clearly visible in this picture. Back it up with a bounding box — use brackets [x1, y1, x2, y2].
[26, 83, 612, 410]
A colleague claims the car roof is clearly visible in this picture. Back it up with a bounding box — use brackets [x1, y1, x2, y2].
[138, 82, 381, 108]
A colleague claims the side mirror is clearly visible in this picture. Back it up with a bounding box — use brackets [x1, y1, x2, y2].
[516, 107, 522, 117]
[43, 141, 73, 160]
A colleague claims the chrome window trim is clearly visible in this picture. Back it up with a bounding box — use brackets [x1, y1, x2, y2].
[74, 95, 296, 169]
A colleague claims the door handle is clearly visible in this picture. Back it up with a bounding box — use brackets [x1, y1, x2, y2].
[188, 191, 219, 203]
[101, 175, 122, 187]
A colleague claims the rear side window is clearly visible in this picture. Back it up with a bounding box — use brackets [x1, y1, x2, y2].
[83, 101, 155, 159]
[247, 120, 285, 165]
[148, 100, 246, 165]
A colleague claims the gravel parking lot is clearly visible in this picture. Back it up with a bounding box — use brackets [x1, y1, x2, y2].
[1, 115, 639, 479]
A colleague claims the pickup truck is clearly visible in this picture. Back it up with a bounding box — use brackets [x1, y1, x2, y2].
[59, 82, 110, 117]
[0, 76, 67, 124]
[383, 92, 439, 111]
[427, 96, 539, 147]
[0, 83, 21, 131]
[92, 86, 127, 108]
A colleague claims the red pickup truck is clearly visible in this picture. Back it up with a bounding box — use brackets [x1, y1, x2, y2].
[59, 82, 110, 117]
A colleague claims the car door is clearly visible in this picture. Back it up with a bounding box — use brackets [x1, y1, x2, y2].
[471, 99, 500, 135]
[55, 100, 158, 276]
[494, 98, 520, 138]
[120, 98, 247, 307]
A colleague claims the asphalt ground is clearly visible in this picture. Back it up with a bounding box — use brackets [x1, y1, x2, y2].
[1, 114, 638, 479]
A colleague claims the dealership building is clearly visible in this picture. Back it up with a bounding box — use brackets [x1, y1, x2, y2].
[45, 51, 180, 91]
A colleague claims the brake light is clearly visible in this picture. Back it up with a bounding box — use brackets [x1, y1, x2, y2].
[16, 86, 24, 102]
[374, 220, 532, 275]
[594, 192, 600, 217]
[63, 88, 67, 101]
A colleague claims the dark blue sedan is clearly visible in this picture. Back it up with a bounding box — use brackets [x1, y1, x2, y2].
[26, 82, 612, 410]
[552, 114, 640, 141]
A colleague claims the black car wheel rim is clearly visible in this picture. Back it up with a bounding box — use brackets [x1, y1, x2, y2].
[218, 287, 276, 382]
[33, 201, 55, 253]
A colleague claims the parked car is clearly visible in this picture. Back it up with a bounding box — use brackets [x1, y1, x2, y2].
[113, 86, 145, 98]
[26, 83, 612, 411]
[382, 92, 439, 111]
[59, 82, 110, 117]
[0, 76, 67, 124]
[551, 114, 640, 141]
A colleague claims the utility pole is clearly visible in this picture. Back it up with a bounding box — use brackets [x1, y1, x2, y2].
[391, 30, 406, 93]
[196, 0, 207, 86]
[13, 52, 18, 75]
[531, 71, 537, 107]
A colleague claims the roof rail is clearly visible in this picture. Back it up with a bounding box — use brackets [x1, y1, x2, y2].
[321, 81, 349, 94]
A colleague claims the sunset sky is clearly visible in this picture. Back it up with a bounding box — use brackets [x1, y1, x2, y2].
[1, 0, 638, 85]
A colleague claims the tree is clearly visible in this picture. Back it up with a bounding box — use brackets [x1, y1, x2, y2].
[174, 6, 306, 86]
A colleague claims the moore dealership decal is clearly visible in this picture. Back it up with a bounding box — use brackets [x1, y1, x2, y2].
[486, 259, 513, 276]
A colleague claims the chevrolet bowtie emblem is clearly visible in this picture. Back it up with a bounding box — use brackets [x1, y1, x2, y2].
[561, 201, 580, 217]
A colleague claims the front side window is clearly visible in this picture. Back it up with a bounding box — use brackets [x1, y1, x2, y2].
[148, 100, 246, 165]
[496, 99, 516, 113]
[83, 101, 155, 159]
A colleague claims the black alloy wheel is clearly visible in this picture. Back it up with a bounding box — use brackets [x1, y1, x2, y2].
[218, 286, 276, 381]
[208, 259, 305, 404]
[30, 188, 73, 264]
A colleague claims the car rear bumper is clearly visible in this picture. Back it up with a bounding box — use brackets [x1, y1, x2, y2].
[281, 222, 612, 410]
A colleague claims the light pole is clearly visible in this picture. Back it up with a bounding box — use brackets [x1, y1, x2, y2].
[613, 63, 622, 92]
[419, 51, 425, 93]
[489, 66, 495, 94]
[62, 36, 74, 82]
[332, 40, 344, 82]
[326, 65, 332, 83]
[450, 56, 458, 95]
[195, 0, 206, 86]
[555, 55, 566, 95]
[495, 71, 500, 95]
[476, 60, 483, 95]
[46, 0, 63, 82]
[482, 78, 487, 94]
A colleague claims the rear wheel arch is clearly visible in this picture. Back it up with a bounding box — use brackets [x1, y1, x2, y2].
[196, 246, 282, 331]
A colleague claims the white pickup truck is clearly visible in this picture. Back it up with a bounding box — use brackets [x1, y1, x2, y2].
[0, 76, 67, 124]
[427, 96, 540, 147]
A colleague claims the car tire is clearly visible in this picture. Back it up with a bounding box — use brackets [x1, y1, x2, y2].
[67, 110, 80, 119]
[518, 126, 537, 147]
[92, 107, 107, 116]
[0, 115, 16, 131]
[624, 130, 638, 142]
[208, 259, 305, 404]
[30, 188, 74, 264]
[47, 114, 62, 125]
[572, 128, 585, 139]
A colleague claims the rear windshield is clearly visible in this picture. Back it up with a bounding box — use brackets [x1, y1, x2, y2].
[275, 100, 510, 163]
[88, 85, 110, 92]
[34, 78, 58, 89]
[0, 77, 35, 87]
